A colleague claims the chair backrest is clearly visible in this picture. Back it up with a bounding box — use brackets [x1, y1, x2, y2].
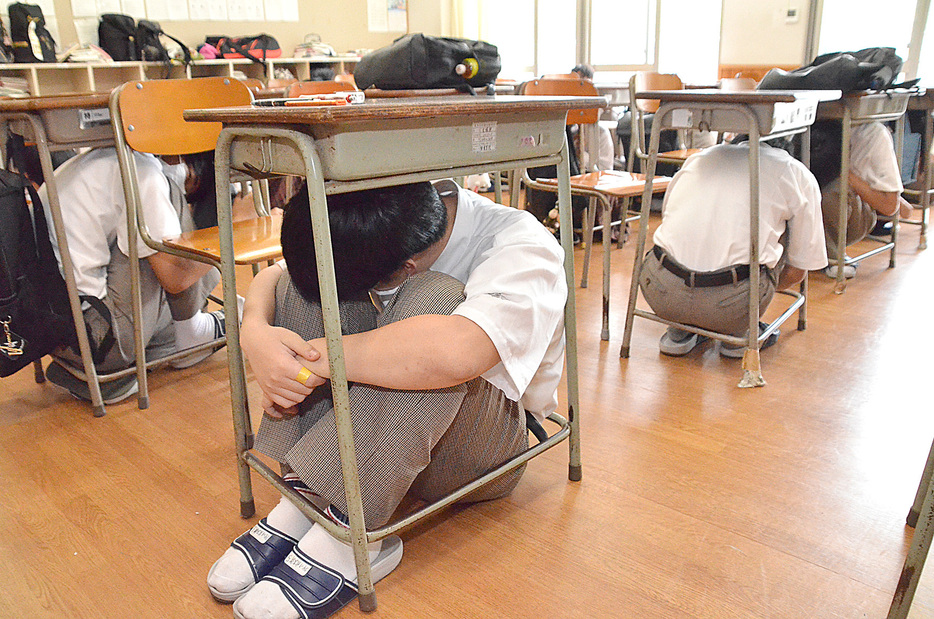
[114, 76, 252, 156]
[334, 73, 357, 88]
[719, 77, 757, 91]
[521, 76, 601, 125]
[630, 72, 683, 114]
[286, 80, 359, 98]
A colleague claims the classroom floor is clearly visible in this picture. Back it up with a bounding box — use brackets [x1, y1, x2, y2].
[1, 211, 933, 618]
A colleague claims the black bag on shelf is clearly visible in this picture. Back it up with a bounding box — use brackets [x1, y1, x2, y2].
[98, 13, 139, 61]
[352, 33, 501, 91]
[137, 20, 191, 66]
[8, 2, 56, 63]
[0, 168, 75, 377]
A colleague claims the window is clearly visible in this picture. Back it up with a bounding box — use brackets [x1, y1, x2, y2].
[818, 0, 916, 62]
[590, 0, 657, 70]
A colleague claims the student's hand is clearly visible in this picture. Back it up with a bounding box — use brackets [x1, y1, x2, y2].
[241, 320, 325, 409]
[260, 394, 298, 419]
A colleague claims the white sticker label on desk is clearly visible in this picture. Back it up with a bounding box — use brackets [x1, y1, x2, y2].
[670, 109, 692, 128]
[472, 121, 497, 153]
[78, 107, 111, 129]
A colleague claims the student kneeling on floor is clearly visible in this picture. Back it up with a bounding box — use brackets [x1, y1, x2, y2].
[207, 179, 567, 619]
[38, 148, 239, 404]
[639, 138, 827, 357]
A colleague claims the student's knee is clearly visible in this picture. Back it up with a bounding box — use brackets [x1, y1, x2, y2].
[381, 271, 465, 323]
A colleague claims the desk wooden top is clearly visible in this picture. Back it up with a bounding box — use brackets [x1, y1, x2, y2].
[184, 94, 608, 126]
[0, 92, 110, 112]
[634, 89, 841, 104]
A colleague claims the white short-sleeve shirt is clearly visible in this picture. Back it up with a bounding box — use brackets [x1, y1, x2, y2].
[651, 142, 827, 272]
[40, 147, 183, 299]
[429, 181, 567, 417]
[850, 121, 903, 193]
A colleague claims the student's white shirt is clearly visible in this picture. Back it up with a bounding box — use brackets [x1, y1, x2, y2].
[39, 147, 183, 299]
[850, 121, 903, 193]
[430, 181, 567, 418]
[652, 142, 827, 272]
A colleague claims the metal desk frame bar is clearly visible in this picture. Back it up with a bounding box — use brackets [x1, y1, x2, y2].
[819, 93, 911, 293]
[213, 119, 583, 611]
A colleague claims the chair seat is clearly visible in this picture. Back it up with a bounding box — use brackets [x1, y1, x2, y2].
[162, 211, 282, 265]
[536, 170, 671, 198]
[658, 148, 702, 161]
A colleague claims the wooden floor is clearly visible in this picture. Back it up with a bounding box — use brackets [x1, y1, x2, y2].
[2, 215, 934, 618]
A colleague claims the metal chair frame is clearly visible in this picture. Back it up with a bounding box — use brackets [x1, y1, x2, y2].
[109, 76, 276, 409]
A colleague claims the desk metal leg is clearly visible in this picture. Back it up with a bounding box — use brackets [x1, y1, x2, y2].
[889, 439, 934, 618]
[28, 115, 107, 416]
[215, 132, 255, 519]
[600, 195, 612, 342]
[908, 440, 934, 528]
[619, 117, 661, 360]
[835, 108, 852, 294]
[739, 117, 764, 388]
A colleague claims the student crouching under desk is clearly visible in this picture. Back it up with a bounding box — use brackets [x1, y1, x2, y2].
[207, 179, 567, 619]
[639, 139, 828, 358]
[809, 119, 914, 280]
[38, 148, 239, 403]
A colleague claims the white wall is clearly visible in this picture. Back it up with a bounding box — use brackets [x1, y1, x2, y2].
[44, 0, 445, 57]
[718, 0, 810, 66]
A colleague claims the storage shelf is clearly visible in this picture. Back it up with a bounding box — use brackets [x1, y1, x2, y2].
[0, 56, 360, 96]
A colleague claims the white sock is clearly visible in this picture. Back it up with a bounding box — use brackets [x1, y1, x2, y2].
[207, 499, 313, 597]
[233, 524, 383, 619]
[174, 310, 222, 351]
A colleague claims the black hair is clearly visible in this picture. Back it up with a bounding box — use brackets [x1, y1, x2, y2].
[808, 119, 843, 189]
[281, 181, 448, 301]
[181, 150, 218, 230]
[571, 64, 594, 79]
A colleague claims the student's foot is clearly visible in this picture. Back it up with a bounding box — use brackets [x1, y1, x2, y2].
[171, 310, 226, 369]
[869, 220, 893, 238]
[232, 525, 403, 619]
[658, 327, 709, 356]
[823, 264, 857, 279]
[45, 361, 139, 405]
[718, 322, 780, 358]
[207, 497, 314, 603]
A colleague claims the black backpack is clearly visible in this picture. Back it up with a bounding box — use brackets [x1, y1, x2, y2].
[98, 13, 139, 61]
[759, 47, 916, 93]
[352, 33, 501, 92]
[0, 168, 75, 377]
[8, 2, 55, 63]
[137, 20, 191, 66]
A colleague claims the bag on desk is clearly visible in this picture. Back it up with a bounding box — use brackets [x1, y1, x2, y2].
[8, 2, 56, 63]
[352, 33, 501, 91]
[0, 168, 75, 377]
[98, 13, 139, 61]
[759, 47, 914, 92]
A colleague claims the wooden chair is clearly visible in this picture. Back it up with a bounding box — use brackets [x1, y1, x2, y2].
[334, 73, 357, 88]
[109, 76, 282, 408]
[286, 80, 358, 98]
[522, 76, 671, 340]
[719, 77, 758, 91]
[628, 72, 704, 174]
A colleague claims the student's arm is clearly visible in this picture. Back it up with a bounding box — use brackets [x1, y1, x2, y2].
[848, 171, 898, 216]
[146, 252, 214, 294]
[239, 264, 323, 411]
[301, 315, 500, 391]
[776, 265, 806, 291]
